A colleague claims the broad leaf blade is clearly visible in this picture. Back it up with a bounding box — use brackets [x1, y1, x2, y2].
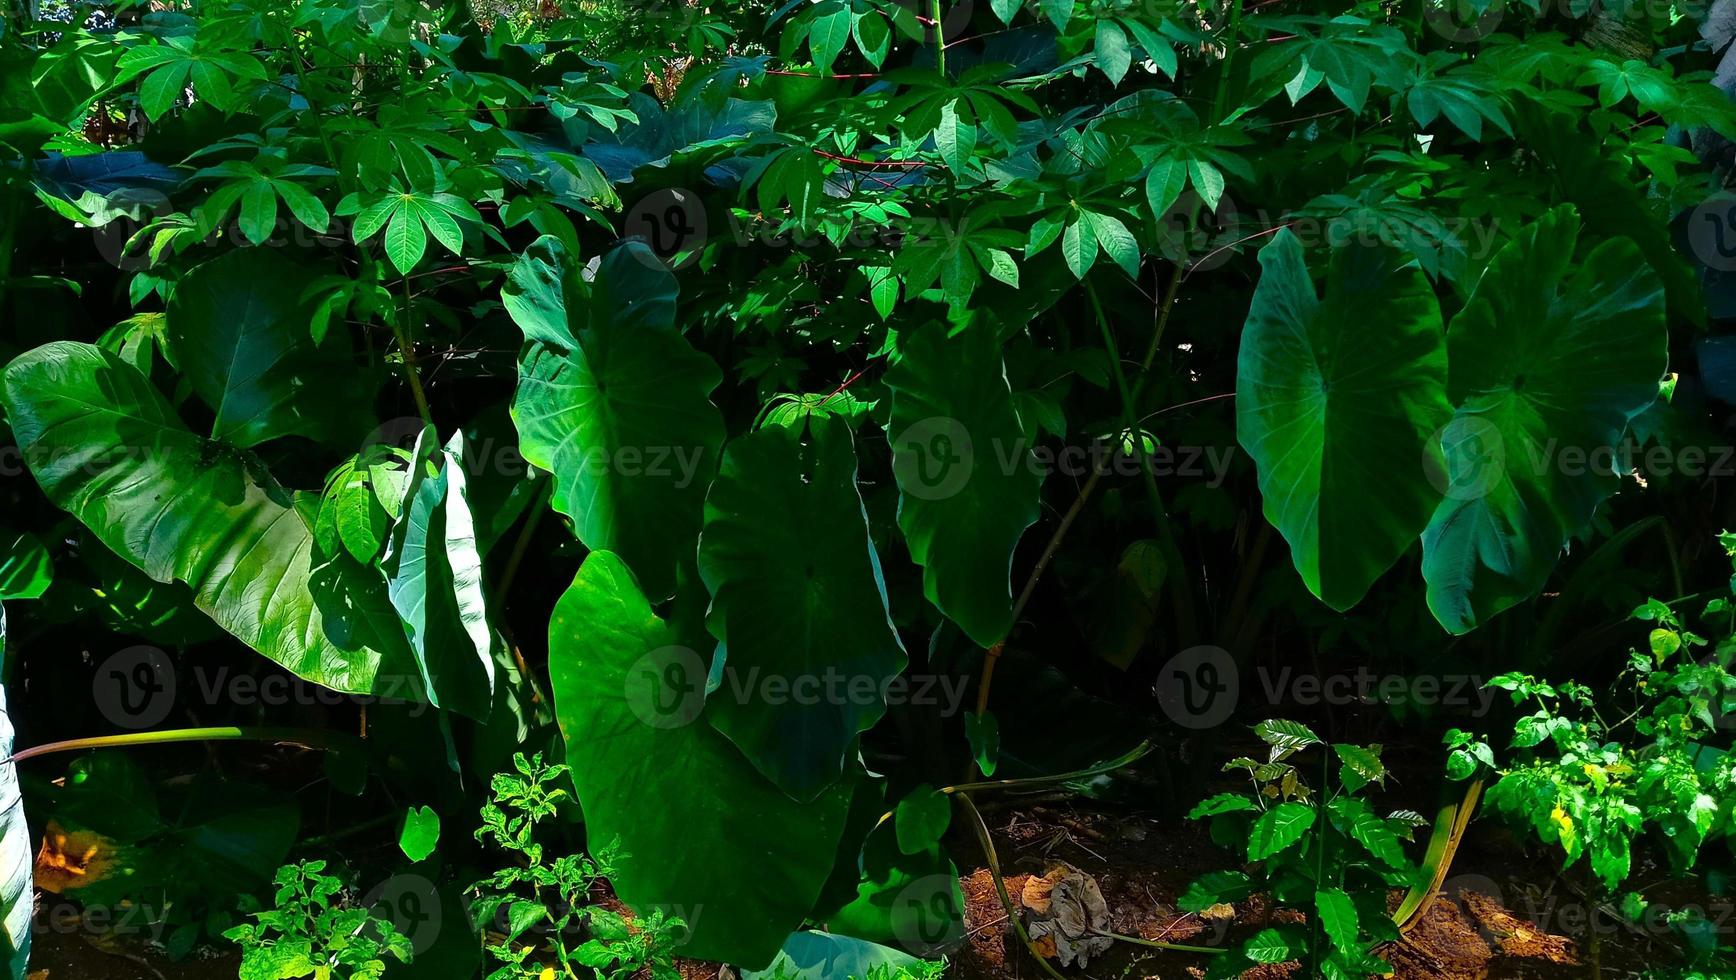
[884, 322, 1042, 647]
[0, 608, 29, 980]
[167, 249, 368, 449]
[1421, 206, 1667, 633]
[698, 414, 907, 801]
[383, 429, 495, 719]
[1236, 230, 1451, 611]
[1, 342, 415, 695]
[548, 550, 854, 968]
[508, 238, 724, 599]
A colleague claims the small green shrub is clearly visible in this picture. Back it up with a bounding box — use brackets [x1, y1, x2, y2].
[224, 861, 414, 980]
[1181, 721, 1421, 978]
[470, 753, 685, 980]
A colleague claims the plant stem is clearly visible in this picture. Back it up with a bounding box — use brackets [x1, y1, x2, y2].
[1211, 0, 1247, 123]
[1128, 264, 1184, 405]
[957, 793, 1068, 980]
[1092, 929, 1227, 956]
[1086, 281, 1198, 642]
[973, 467, 1104, 718]
[10, 726, 361, 764]
[394, 276, 434, 426]
[941, 740, 1152, 798]
[931, 0, 946, 76]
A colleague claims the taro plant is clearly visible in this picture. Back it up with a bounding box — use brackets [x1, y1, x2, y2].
[1180, 721, 1424, 978]
[0, 0, 1733, 973]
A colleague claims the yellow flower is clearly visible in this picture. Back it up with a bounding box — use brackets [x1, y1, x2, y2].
[1550, 805, 1573, 835]
[539, 969, 556, 980]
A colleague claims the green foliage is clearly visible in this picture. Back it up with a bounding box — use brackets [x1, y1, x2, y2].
[0, 0, 1733, 972]
[224, 861, 413, 980]
[470, 753, 685, 980]
[1456, 536, 1736, 917]
[1183, 721, 1418, 978]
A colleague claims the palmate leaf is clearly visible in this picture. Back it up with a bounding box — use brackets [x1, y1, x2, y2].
[167, 249, 368, 449]
[0, 608, 29, 980]
[382, 429, 494, 719]
[883, 322, 1042, 648]
[0, 342, 416, 696]
[507, 236, 723, 600]
[1421, 206, 1667, 633]
[548, 550, 854, 968]
[1236, 230, 1452, 611]
[698, 414, 907, 801]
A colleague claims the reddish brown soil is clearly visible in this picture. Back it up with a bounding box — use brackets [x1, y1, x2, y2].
[951, 804, 1672, 980]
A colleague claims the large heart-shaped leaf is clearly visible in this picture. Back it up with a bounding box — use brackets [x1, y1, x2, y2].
[0, 608, 31, 980]
[167, 249, 368, 448]
[883, 322, 1042, 647]
[1422, 206, 1667, 633]
[1236, 230, 1451, 611]
[698, 414, 907, 802]
[548, 550, 854, 968]
[1, 342, 415, 695]
[382, 428, 494, 719]
[507, 236, 724, 600]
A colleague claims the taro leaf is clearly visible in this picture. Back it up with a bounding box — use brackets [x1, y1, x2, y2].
[0, 534, 51, 600]
[698, 414, 907, 801]
[893, 786, 950, 856]
[0, 608, 30, 980]
[1421, 206, 1667, 633]
[398, 806, 440, 863]
[576, 91, 778, 183]
[1235, 230, 1451, 611]
[548, 550, 854, 968]
[883, 322, 1042, 648]
[829, 817, 965, 955]
[507, 236, 723, 600]
[31, 150, 179, 225]
[0, 342, 416, 696]
[743, 931, 923, 980]
[167, 249, 368, 449]
[383, 429, 495, 720]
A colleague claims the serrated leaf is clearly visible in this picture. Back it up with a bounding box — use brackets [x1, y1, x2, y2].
[1248, 801, 1315, 861]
